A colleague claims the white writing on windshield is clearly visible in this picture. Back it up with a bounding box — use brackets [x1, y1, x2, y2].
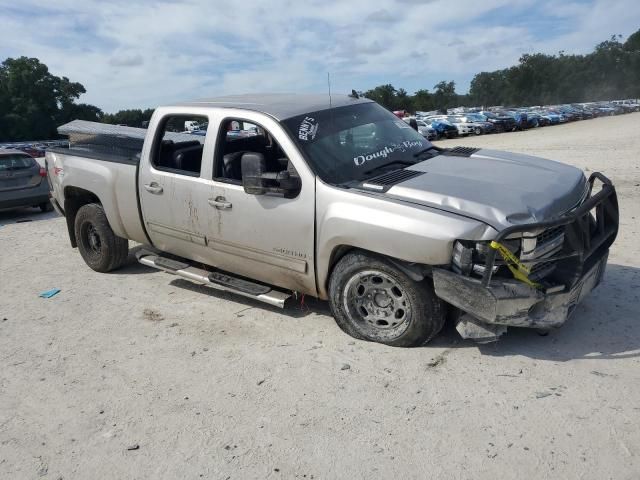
[353, 140, 423, 166]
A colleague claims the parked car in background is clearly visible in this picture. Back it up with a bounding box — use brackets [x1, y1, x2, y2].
[552, 106, 581, 121]
[0, 149, 52, 212]
[460, 114, 496, 134]
[415, 120, 437, 140]
[525, 111, 548, 127]
[545, 109, 569, 123]
[529, 110, 554, 125]
[504, 110, 536, 129]
[612, 100, 640, 112]
[401, 117, 436, 140]
[478, 111, 517, 132]
[443, 116, 482, 136]
[424, 117, 459, 139]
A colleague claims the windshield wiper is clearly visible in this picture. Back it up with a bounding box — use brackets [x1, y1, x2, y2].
[364, 161, 414, 176]
[413, 146, 438, 158]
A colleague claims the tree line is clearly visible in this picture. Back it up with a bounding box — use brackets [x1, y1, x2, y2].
[0, 57, 155, 141]
[1, 28, 638, 141]
[363, 30, 640, 112]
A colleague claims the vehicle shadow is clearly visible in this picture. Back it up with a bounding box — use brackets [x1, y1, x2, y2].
[440, 263, 640, 361]
[111, 245, 160, 275]
[121, 254, 640, 359]
[0, 207, 59, 224]
[168, 277, 331, 319]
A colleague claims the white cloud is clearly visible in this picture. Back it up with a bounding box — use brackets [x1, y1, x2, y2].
[0, 0, 638, 111]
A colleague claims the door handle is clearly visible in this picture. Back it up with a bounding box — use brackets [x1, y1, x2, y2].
[208, 197, 232, 209]
[144, 182, 163, 194]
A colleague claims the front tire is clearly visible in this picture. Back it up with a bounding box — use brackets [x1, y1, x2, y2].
[328, 252, 445, 347]
[74, 203, 128, 272]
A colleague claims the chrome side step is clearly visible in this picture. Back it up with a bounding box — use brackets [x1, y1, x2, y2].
[135, 250, 291, 308]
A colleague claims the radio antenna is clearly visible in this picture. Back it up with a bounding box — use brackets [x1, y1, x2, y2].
[327, 72, 332, 108]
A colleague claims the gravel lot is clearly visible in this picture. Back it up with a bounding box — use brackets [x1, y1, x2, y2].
[1, 113, 639, 480]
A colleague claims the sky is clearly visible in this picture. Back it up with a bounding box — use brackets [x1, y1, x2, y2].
[1, 0, 639, 112]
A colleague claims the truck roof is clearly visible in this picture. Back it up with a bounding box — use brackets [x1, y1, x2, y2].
[176, 93, 373, 120]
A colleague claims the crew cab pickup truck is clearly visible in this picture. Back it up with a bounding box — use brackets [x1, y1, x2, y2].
[46, 94, 619, 346]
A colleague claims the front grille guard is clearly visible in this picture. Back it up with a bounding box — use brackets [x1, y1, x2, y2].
[481, 172, 619, 288]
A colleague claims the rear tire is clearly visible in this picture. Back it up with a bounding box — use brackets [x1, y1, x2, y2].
[39, 201, 53, 213]
[328, 252, 445, 347]
[74, 203, 128, 272]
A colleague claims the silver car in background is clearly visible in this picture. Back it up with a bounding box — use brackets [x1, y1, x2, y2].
[402, 116, 437, 140]
[0, 149, 52, 212]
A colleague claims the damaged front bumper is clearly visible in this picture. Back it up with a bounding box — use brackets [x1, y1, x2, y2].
[433, 172, 619, 342]
[433, 252, 608, 341]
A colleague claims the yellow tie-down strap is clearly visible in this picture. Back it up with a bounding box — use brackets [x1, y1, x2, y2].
[489, 241, 542, 290]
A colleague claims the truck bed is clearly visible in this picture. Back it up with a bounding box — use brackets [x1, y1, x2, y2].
[50, 120, 203, 165]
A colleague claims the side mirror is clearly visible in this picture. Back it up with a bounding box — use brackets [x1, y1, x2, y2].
[241, 152, 301, 199]
[241, 152, 267, 195]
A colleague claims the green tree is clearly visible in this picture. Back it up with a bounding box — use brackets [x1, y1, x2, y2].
[363, 84, 398, 110]
[0, 56, 101, 141]
[102, 108, 154, 127]
[468, 29, 640, 106]
[432, 81, 457, 111]
[395, 88, 413, 111]
[412, 89, 434, 112]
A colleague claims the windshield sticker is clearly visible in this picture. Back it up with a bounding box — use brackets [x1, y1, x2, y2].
[353, 140, 424, 166]
[394, 120, 411, 129]
[298, 116, 319, 141]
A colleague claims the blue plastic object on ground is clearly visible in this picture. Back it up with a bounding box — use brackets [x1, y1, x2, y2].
[39, 288, 61, 298]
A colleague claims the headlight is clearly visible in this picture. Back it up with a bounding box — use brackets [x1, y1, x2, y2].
[451, 239, 520, 277]
[452, 240, 473, 275]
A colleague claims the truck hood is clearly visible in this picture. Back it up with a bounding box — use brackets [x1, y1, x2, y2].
[386, 148, 587, 231]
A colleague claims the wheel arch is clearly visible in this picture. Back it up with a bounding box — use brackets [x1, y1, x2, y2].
[322, 245, 431, 300]
[63, 186, 102, 247]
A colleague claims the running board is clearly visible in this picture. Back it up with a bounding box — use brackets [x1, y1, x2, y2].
[135, 250, 291, 308]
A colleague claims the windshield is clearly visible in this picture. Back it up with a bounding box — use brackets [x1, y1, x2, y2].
[281, 102, 432, 184]
[467, 114, 486, 122]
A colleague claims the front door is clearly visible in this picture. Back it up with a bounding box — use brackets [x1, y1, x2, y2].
[203, 115, 316, 295]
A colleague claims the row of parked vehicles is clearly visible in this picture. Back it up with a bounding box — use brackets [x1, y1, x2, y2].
[0, 140, 69, 158]
[398, 99, 640, 140]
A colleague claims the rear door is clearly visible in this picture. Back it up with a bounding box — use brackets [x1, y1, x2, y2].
[138, 111, 219, 264]
[0, 153, 42, 193]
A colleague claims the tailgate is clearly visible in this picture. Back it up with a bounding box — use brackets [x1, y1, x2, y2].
[45, 151, 65, 207]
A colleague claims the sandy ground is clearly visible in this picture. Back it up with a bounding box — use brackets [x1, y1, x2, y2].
[1, 113, 639, 480]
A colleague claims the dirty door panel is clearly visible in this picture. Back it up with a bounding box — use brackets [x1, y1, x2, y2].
[205, 117, 316, 294]
[138, 113, 217, 263]
[205, 182, 315, 294]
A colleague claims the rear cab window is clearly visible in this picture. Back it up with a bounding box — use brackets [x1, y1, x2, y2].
[152, 115, 208, 177]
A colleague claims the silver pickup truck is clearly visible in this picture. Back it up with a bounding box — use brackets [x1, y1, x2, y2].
[46, 94, 619, 346]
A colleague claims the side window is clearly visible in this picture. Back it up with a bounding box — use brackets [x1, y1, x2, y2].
[213, 118, 295, 185]
[152, 115, 207, 177]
